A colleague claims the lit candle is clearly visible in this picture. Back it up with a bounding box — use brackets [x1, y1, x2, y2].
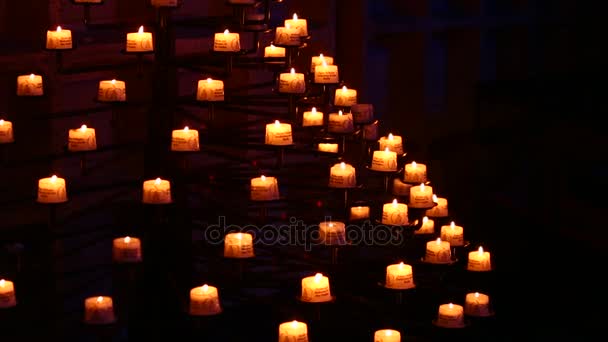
[112, 236, 142, 263]
[311, 54, 334, 73]
[467, 246, 492, 271]
[151, 0, 178, 7]
[250, 175, 279, 201]
[171, 126, 200, 151]
[37, 175, 67, 203]
[265, 120, 293, 145]
[328, 110, 354, 133]
[97, 79, 126, 102]
[409, 183, 434, 208]
[284, 13, 308, 37]
[464, 292, 492, 316]
[301, 273, 332, 302]
[264, 44, 285, 58]
[382, 199, 408, 226]
[274, 24, 300, 46]
[214, 29, 241, 52]
[328, 162, 356, 188]
[0, 119, 15, 144]
[197, 78, 224, 101]
[224, 232, 254, 258]
[334, 86, 357, 107]
[378, 133, 403, 155]
[126, 26, 153, 52]
[440, 221, 464, 247]
[349, 206, 370, 221]
[392, 178, 412, 197]
[436, 303, 465, 328]
[318, 142, 339, 153]
[279, 68, 306, 94]
[189, 284, 222, 316]
[426, 195, 448, 217]
[374, 329, 401, 342]
[385, 262, 415, 290]
[142, 177, 172, 204]
[415, 216, 435, 235]
[404, 161, 427, 183]
[318, 221, 346, 244]
[351, 103, 374, 124]
[371, 147, 397, 171]
[302, 107, 324, 127]
[17, 74, 43, 96]
[0, 279, 17, 308]
[314, 60, 339, 83]
[279, 320, 309, 342]
[46, 26, 72, 50]
[68, 125, 97, 152]
[424, 238, 452, 263]
[362, 121, 379, 141]
[84, 296, 116, 325]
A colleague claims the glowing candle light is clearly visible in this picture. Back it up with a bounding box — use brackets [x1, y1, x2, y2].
[382, 199, 408, 225]
[409, 183, 434, 208]
[68, 124, 97, 152]
[278, 68, 305, 94]
[224, 232, 254, 258]
[436, 303, 465, 328]
[197, 77, 224, 101]
[213, 29, 240, 52]
[284, 13, 308, 37]
[311, 53, 334, 73]
[371, 147, 398, 171]
[126, 26, 153, 52]
[46, 25, 72, 50]
[37, 175, 67, 203]
[0, 279, 17, 308]
[301, 273, 332, 302]
[404, 161, 427, 183]
[378, 133, 404, 154]
[142, 178, 171, 204]
[189, 284, 222, 316]
[279, 320, 309, 342]
[467, 246, 492, 271]
[16, 74, 43, 96]
[424, 238, 452, 263]
[334, 86, 357, 107]
[415, 216, 435, 235]
[328, 110, 354, 133]
[349, 205, 370, 221]
[112, 236, 142, 263]
[440, 221, 464, 247]
[385, 262, 415, 290]
[302, 107, 324, 127]
[318, 221, 346, 245]
[374, 329, 401, 342]
[426, 195, 448, 217]
[171, 126, 200, 151]
[265, 120, 293, 145]
[465, 292, 492, 316]
[0, 119, 14, 144]
[84, 296, 115, 325]
[264, 44, 285, 58]
[275, 23, 300, 46]
[314, 59, 339, 83]
[328, 162, 356, 188]
[250, 175, 279, 201]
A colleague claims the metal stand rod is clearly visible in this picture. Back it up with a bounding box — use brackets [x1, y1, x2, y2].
[225, 55, 234, 75]
[80, 153, 87, 176]
[48, 205, 57, 231]
[55, 51, 64, 73]
[396, 291, 403, 305]
[341, 135, 347, 155]
[83, 5, 91, 26]
[331, 246, 339, 265]
[384, 174, 391, 193]
[259, 204, 267, 224]
[209, 102, 215, 121]
[288, 95, 296, 122]
[343, 189, 348, 209]
[136, 54, 144, 77]
[276, 147, 284, 169]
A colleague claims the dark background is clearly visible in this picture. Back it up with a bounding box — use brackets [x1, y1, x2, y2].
[1, 0, 605, 340]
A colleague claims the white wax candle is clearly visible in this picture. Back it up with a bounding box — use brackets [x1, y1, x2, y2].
[214, 29, 240, 52]
[334, 86, 357, 107]
[224, 232, 254, 258]
[467, 246, 492, 271]
[17, 74, 43, 96]
[84, 296, 116, 325]
[426, 196, 448, 217]
[46, 26, 72, 50]
[301, 273, 331, 302]
[314, 61, 339, 83]
[0, 279, 17, 308]
[279, 321, 309, 342]
[381, 199, 408, 225]
[404, 161, 427, 183]
[328, 110, 354, 133]
[126, 26, 153, 52]
[409, 183, 434, 208]
[424, 238, 451, 263]
[264, 44, 286, 58]
[349, 206, 370, 221]
[371, 148, 397, 171]
[142, 178, 172, 204]
[302, 107, 324, 127]
[415, 216, 435, 235]
[189, 284, 222, 316]
[436, 303, 465, 328]
[440, 221, 464, 247]
[37, 175, 67, 203]
[285, 13, 308, 37]
[318, 221, 346, 244]
[378, 133, 403, 155]
[68, 125, 97, 152]
[112, 236, 142, 263]
[311, 54, 334, 73]
[197, 78, 224, 101]
[265, 120, 293, 145]
[97, 79, 126, 102]
[385, 262, 415, 289]
[392, 178, 412, 197]
[374, 329, 401, 342]
[275, 25, 300, 46]
[279, 68, 306, 94]
[328, 162, 356, 188]
[250, 175, 279, 201]
[151, 0, 178, 7]
[0, 119, 15, 144]
[464, 292, 491, 316]
[351, 103, 374, 123]
[171, 126, 199, 151]
[318, 143, 339, 153]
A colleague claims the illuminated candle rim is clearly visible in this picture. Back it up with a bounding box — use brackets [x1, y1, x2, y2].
[432, 194, 438, 202]
[398, 262, 404, 268]
[322, 60, 328, 67]
[285, 23, 291, 29]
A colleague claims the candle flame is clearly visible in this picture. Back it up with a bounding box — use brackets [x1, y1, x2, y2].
[420, 183, 425, 191]
[274, 120, 280, 126]
[293, 13, 298, 20]
[392, 199, 398, 206]
[423, 216, 428, 224]
[207, 78, 212, 83]
[155, 177, 161, 185]
[436, 237, 441, 244]
[29, 74, 35, 79]
[314, 273, 322, 282]
[450, 221, 455, 229]
[449, 303, 454, 309]
[57, 26, 62, 32]
[432, 194, 438, 203]
[80, 124, 87, 132]
[138, 26, 144, 34]
[384, 147, 390, 153]
[292, 320, 299, 328]
[236, 233, 242, 240]
[0, 279, 5, 287]
[224, 29, 229, 35]
[388, 133, 394, 140]
[124, 236, 131, 243]
[478, 246, 484, 254]
[342, 86, 347, 92]
[270, 44, 276, 49]
[357, 206, 362, 209]
[184, 126, 189, 131]
[0, 119, 4, 125]
[261, 175, 266, 181]
[311, 107, 316, 113]
[475, 292, 480, 298]
[340, 162, 345, 169]
[386, 330, 393, 336]
[412, 161, 417, 168]
[398, 262, 404, 269]
[328, 223, 334, 227]
[290, 68, 295, 74]
[51, 175, 57, 183]
[111, 79, 116, 84]
[338, 110, 343, 116]
[97, 296, 103, 303]
[201, 284, 209, 292]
